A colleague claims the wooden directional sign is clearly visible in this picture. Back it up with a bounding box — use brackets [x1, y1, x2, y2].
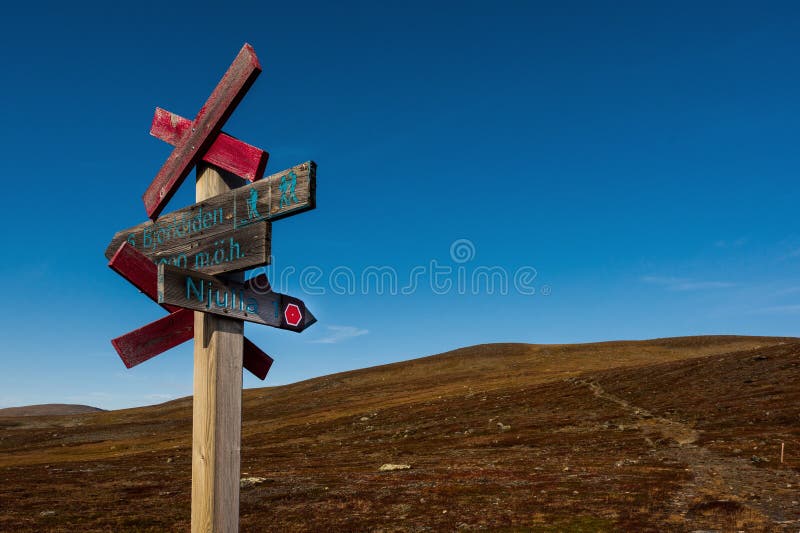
[108, 42, 318, 532]
[143, 43, 262, 219]
[106, 218, 270, 276]
[112, 308, 194, 368]
[106, 161, 315, 274]
[108, 242, 274, 379]
[158, 264, 317, 332]
[150, 107, 268, 182]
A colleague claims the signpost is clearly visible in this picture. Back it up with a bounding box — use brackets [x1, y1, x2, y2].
[150, 107, 268, 182]
[107, 43, 317, 532]
[105, 161, 315, 274]
[142, 44, 262, 219]
[158, 265, 317, 331]
[108, 242, 274, 379]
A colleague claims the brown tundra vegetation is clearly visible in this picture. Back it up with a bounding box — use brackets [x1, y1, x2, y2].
[1, 335, 798, 531]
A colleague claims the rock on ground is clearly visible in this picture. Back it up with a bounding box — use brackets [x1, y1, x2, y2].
[379, 464, 412, 472]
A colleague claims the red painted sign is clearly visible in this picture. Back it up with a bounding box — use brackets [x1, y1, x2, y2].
[109, 43, 316, 385]
[109, 242, 274, 379]
[112, 308, 194, 369]
[150, 107, 268, 183]
[142, 43, 262, 219]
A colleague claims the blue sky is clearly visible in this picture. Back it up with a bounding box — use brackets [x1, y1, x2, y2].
[2, 1, 800, 409]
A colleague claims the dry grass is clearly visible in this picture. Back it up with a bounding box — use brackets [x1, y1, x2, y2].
[0, 335, 798, 531]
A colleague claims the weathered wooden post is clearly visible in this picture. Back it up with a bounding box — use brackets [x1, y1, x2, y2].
[192, 164, 245, 532]
[105, 44, 318, 532]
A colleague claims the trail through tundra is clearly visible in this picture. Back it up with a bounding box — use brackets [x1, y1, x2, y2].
[568, 377, 800, 529]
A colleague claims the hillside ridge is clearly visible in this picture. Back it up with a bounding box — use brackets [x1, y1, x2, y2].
[1, 334, 798, 531]
[0, 404, 104, 418]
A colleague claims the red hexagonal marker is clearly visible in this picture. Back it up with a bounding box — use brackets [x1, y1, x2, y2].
[284, 303, 303, 327]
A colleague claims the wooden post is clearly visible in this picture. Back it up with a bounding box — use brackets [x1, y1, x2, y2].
[192, 163, 245, 532]
[105, 43, 317, 532]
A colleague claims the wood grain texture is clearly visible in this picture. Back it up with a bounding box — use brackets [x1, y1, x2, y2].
[143, 43, 262, 219]
[158, 264, 317, 332]
[145, 219, 271, 276]
[110, 218, 270, 276]
[108, 241, 273, 379]
[191, 163, 243, 533]
[107, 161, 314, 267]
[111, 309, 194, 368]
[151, 107, 268, 182]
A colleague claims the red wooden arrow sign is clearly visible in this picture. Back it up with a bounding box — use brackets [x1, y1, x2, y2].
[150, 107, 268, 182]
[109, 242, 273, 379]
[112, 308, 194, 368]
[143, 43, 262, 219]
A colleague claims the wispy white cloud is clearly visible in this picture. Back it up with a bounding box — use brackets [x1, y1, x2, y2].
[673, 281, 737, 290]
[714, 237, 748, 249]
[768, 286, 800, 296]
[642, 275, 684, 286]
[775, 239, 800, 260]
[0, 398, 19, 409]
[642, 276, 736, 291]
[311, 325, 369, 344]
[64, 392, 112, 405]
[144, 393, 174, 401]
[751, 304, 800, 315]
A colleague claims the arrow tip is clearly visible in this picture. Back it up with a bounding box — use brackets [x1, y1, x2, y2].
[304, 307, 317, 330]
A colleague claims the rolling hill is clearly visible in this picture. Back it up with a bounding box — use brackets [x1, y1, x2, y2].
[0, 335, 798, 531]
[0, 404, 104, 418]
